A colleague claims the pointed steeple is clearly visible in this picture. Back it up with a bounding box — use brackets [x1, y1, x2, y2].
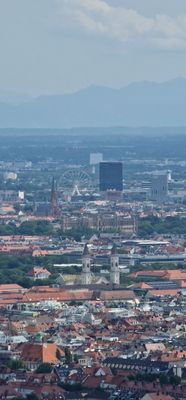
[50, 176, 59, 217]
[83, 243, 90, 257]
[111, 243, 117, 255]
[51, 176, 55, 193]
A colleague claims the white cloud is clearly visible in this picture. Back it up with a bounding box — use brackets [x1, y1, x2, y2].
[56, 0, 186, 49]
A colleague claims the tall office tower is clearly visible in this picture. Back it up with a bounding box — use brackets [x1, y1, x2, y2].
[81, 244, 92, 285]
[151, 173, 168, 202]
[110, 244, 120, 285]
[90, 153, 103, 175]
[90, 153, 103, 166]
[99, 162, 123, 192]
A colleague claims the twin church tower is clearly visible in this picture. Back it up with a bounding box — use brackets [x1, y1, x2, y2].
[81, 243, 120, 286]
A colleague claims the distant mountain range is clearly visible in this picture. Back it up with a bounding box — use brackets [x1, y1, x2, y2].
[0, 89, 32, 106]
[1, 78, 186, 128]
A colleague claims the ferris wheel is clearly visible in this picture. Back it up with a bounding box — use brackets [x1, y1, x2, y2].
[60, 168, 94, 195]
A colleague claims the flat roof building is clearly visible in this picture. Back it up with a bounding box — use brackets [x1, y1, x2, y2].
[99, 162, 123, 192]
[151, 173, 168, 202]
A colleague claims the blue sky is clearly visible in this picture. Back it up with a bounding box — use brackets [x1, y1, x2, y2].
[1, 0, 186, 95]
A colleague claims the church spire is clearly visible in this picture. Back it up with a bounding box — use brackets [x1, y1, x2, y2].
[50, 176, 59, 217]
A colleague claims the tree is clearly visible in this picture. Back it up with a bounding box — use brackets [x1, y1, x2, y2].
[27, 394, 39, 400]
[169, 375, 181, 386]
[7, 359, 25, 371]
[36, 363, 52, 373]
[74, 354, 79, 363]
[65, 347, 72, 363]
[159, 374, 169, 385]
[12, 398, 24, 400]
[23, 204, 34, 213]
[56, 348, 62, 361]
[138, 215, 186, 237]
[14, 203, 21, 213]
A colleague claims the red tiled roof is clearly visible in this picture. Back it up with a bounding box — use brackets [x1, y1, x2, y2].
[17, 343, 64, 364]
[27, 267, 51, 277]
[164, 270, 186, 280]
[21, 288, 93, 303]
[177, 280, 186, 287]
[130, 270, 166, 278]
[0, 283, 24, 292]
[147, 289, 179, 297]
[128, 282, 153, 290]
[82, 376, 103, 388]
[161, 350, 186, 362]
[100, 290, 135, 301]
[142, 393, 174, 400]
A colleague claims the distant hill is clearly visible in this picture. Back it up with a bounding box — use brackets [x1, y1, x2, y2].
[1, 78, 186, 128]
[0, 89, 32, 105]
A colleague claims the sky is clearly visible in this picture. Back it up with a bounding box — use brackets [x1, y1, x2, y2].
[1, 0, 186, 96]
